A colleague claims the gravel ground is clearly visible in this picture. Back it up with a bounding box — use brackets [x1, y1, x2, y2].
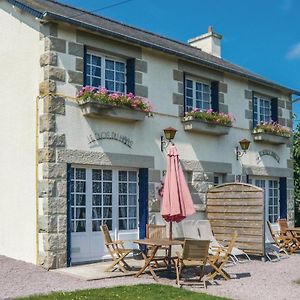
[0, 254, 300, 300]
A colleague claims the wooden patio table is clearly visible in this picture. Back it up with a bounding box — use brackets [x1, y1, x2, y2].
[134, 238, 184, 281]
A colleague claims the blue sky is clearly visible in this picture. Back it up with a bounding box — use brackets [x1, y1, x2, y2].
[61, 0, 300, 123]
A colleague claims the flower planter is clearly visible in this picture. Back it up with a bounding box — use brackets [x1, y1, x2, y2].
[252, 130, 290, 145]
[182, 119, 231, 136]
[78, 101, 147, 122]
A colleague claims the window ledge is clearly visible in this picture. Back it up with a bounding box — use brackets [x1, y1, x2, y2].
[252, 130, 290, 145]
[79, 101, 147, 122]
[182, 119, 231, 136]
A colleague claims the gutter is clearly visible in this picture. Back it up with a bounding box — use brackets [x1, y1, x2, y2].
[7, 0, 44, 18]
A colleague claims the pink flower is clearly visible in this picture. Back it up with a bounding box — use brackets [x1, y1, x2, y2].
[99, 87, 108, 94]
[127, 92, 134, 99]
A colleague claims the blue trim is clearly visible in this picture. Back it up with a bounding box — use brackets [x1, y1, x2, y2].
[279, 177, 287, 219]
[183, 72, 186, 115]
[138, 168, 148, 239]
[271, 98, 278, 122]
[126, 58, 135, 94]
[83, 46, 87, 86]
[6, 0, 44, 18]
[66, 164, 72, 267]
[211, 81, 219, 112]
[252, 91, 257, 128]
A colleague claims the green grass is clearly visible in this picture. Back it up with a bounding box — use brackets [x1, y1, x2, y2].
[17, 284, 230, 300]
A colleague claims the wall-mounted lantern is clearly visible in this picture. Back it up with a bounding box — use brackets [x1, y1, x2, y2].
[161, 127, 177, 152]
[235, 139, 251, 160]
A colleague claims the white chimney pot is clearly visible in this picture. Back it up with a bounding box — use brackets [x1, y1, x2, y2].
[188, 26, 222, 58]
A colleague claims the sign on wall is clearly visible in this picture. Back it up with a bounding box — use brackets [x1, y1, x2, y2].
[256, 149, 280, 164]
[87, 131, 133, 148]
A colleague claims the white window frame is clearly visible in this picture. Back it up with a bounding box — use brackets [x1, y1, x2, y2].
[249, 177, 280, 224]
[185, 76, 211, 112]
[253, 94, 271, 126]
[71, 166, 139, 234]
[85, 51, 127, 93]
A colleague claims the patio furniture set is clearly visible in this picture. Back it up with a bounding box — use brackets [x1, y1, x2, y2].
[98, 144, 299, 287]
[100, 223, 239, 287]
[100, 217, 300, 287]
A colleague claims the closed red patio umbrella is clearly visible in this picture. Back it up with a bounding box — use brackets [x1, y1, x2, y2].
[161, 145, 196, 239]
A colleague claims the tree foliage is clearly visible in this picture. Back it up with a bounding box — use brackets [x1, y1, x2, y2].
[293, 124, 300, 226]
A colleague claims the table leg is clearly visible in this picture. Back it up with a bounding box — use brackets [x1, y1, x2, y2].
[135, 245, 159, 281]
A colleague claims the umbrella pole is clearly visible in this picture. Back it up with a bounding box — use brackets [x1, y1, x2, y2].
[168, 222, 173, 268]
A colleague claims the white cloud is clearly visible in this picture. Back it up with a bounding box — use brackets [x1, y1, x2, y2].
[287, 43, 300, 60]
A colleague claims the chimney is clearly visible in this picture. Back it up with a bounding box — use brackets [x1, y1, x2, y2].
[188, 26, 222, 58]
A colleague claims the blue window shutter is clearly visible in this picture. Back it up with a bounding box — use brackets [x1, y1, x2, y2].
[66, 164, 72, 267]
[83, 46, 87, 86]
[279, 177, 287, 219]
[139, 168, 148, 239]
[211, 81, 219, 112]
[126, 58, 135, 94]
[271, 98, 278, 122]
[183, 72, 187, 114]
[252, 92, 257, 128]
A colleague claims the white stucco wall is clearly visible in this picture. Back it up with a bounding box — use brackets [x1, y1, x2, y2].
[0, 3, 41, 263]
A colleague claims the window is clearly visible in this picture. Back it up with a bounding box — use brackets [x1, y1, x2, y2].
[249, 178, 280, 223]
[253, 95, 271, 126]
[118, 171, 138, 230]
[70, 167, 138, 233]
[213, 174, 224, 186]
[92, 169, 113, 231]
[71, 168, 87, 232]
[85, 52, 126, 93]
[185, 78, 211, 112]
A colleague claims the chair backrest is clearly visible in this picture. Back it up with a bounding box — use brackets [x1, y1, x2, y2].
[196, 220, 221, 247]
[182, 239, 210, 261]
[278, 219, 289, 232]
[267, 221, 276, 239]
[100, 224, 113, 244]
[146, 224, 167, 239]
[225, 231, 238, 257]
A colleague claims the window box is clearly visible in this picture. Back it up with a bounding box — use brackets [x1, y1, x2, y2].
[182, 118, 231, 136]
[79, 100, 147, 122]
[252, 129, 290, 145]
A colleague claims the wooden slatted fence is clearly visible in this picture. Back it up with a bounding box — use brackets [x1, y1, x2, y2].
[207, 183, 265, 256]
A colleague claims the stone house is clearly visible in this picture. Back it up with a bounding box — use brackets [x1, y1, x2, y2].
[0, 0, 298, 269]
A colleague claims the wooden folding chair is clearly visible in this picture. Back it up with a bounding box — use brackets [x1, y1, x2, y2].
[146, 224, 169, 267]
[100, 224, 132, 272]
[175, 239, 210, 288]
[278, 219, 300, 251]
[267, 221, 296, 254]
[207, 232, 237, 281]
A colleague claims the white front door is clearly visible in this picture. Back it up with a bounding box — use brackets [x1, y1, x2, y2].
[70, 167, 139, 263]
[249, 177, 280, 224]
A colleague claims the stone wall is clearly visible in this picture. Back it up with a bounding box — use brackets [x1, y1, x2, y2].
[38, 22, 68, 269]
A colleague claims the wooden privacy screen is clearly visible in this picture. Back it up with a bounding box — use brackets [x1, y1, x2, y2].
[207, 183, 265, 256]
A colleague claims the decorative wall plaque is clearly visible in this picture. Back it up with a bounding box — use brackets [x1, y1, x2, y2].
[87, 131, 133, 148]
[256, 149, 280, 164]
